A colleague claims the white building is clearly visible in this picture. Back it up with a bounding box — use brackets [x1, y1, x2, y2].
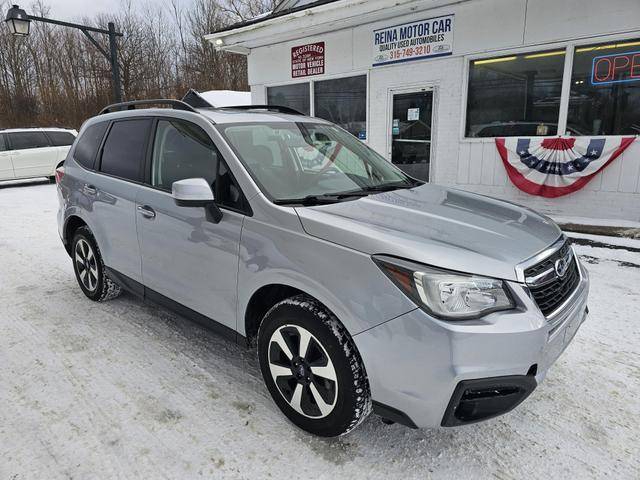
[208, 0, 640, 222]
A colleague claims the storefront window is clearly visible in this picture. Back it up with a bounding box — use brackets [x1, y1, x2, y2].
[567, 40, 640, 135]
[465, 50, 565, 137]
[314, 75, 367, 138]
[267, 83, 310, 116]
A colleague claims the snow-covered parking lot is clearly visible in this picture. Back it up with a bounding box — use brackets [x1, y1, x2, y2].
[1, 181, 639, 479]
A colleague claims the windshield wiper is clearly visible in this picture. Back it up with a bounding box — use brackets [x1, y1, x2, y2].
[274, 192, 366, 206]
[342, 180, 422, 195]
[274, 181, 423, 206]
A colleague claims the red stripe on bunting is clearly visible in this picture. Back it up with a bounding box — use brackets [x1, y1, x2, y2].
[495, 137, 635, 198]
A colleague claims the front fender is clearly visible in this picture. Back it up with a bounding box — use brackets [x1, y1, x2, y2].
[237, 215, 417, 337]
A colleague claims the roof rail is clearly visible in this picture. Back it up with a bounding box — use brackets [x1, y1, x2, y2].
[99, 99, 198, 115]
[218, 105, 304, 116]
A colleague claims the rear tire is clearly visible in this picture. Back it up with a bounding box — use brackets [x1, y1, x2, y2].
[71, 226, 122, 302]
[258, 294, 371, 437]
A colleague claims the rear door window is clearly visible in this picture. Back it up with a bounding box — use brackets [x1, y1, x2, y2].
[7, 131, 50, 150]
[0, 134, 6, 151]
[46, 131, 76, 146]
[99, 119, 152, 182]
[74, 122, 108, 170]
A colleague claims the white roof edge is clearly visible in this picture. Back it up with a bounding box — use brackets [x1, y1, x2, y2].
[206, 0, 465, 51]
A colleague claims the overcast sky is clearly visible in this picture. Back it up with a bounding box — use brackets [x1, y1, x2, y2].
[45, 0, 188, 20]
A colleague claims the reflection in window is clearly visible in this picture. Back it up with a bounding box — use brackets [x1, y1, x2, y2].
[466, 50, 565, 137]
[314, 75, 367, 138]
[267, 83, 310, 116]
[567, 40, 640, 136]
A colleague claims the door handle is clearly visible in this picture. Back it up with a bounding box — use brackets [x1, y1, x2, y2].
[83, 184, 97, 195]
[137, 205, 156, 219]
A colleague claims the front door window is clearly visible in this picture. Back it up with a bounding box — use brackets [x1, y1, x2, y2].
[391, 91, 433, 181]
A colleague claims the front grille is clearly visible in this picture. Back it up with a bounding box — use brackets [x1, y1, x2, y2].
[526, 241, 580, 316]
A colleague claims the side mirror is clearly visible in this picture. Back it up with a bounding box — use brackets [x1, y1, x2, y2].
[172, 178, 223, 223]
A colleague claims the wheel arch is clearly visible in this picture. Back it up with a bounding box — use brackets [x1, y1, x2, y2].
[244, 283, 353, 348]
[244, 283, 305, 347]
[63, 215, 88, 256]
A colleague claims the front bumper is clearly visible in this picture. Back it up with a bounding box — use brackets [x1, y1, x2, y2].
[354, 259, 589, 429]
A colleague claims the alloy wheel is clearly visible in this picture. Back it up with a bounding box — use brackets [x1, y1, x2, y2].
[74, 239, 99, 292]
[268, 324, 338, 419]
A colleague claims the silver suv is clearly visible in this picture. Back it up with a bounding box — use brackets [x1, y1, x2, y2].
[57, 100, 589, 437]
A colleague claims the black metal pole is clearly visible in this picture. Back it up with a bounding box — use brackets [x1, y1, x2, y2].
[22, 12, 124, 103]
[108, 22, 122, 103]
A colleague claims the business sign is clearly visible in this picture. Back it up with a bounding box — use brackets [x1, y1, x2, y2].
[372, 14, 454, 67]
[292, 42, 325, 78]
[591, 50, 640, 85]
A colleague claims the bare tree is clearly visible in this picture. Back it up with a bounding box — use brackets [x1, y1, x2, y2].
[0, 0, 263, 129]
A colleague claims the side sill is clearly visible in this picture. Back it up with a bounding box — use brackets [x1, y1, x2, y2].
[104, 267, 248, 347]
[372, 400, 419, 429]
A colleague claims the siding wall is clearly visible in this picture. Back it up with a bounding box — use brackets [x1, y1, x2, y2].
[246, 0, 640, 221]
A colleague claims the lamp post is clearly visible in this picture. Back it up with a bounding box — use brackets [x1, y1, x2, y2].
[4, 4, 123, 103]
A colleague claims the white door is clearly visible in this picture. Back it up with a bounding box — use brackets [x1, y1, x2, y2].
[0, 134, 15, 180]
[7, 131, 58, 179]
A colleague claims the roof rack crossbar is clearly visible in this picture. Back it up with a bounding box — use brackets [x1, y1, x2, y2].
[99, 99, 198, 115]
[218, 105, 303, 116]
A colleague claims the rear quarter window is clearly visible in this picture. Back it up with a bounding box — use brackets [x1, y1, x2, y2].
[99, 119, 151, 182]
[46, 131, 76, 146]
[74, 122, 109, 170]
[7, 131, 50, 150]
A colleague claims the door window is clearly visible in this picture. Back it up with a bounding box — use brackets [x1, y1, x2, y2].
[7, 131, 50, 150]
[0, 134, 6, 151]
[74, 122, 109, 169]
[100, 119, 152, 182]
[46, 131, 76, 146]
[151, 119, 245, 211]
[391, 91, 433, 181]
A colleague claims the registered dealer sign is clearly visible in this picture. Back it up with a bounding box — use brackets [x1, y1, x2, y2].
[372, 14, 454, 67]
[292, 42, 325, 78]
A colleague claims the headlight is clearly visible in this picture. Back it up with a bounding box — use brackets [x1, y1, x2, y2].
[373, 255, 515, 320]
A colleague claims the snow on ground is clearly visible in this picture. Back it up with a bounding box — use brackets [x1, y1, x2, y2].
[568, 231, 640, 251]
[1, 181, 639, 480]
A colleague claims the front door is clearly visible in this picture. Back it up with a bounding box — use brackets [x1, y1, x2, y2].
[136, 117, 245, 330]
[390, 90, 433, 181]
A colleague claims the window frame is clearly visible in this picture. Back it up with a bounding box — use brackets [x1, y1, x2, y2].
[263, 70, 370, 143]
[143, 116, 252, 216]
[461, 33, 640, 141]
[96, 117, 153, 184]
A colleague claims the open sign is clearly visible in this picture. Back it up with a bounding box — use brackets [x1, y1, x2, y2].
[591, 50, 640, 85]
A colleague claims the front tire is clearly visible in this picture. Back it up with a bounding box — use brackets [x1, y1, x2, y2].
[71, 226, 122, 302]
[258, 294, 371, 437]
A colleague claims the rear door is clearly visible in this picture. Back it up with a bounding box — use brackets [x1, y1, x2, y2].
[136, 117, 248, 330]
[0, 134, 14, 180]
[89, 118, 152, 284]
[6, 130, 58, 179]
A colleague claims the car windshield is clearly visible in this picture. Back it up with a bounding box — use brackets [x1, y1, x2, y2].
[217, 122, 418, 204]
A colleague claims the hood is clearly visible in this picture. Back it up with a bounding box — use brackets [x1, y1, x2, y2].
[295, 184, 562, 281]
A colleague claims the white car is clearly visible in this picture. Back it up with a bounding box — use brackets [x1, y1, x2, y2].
[0, 128, 77, 182]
